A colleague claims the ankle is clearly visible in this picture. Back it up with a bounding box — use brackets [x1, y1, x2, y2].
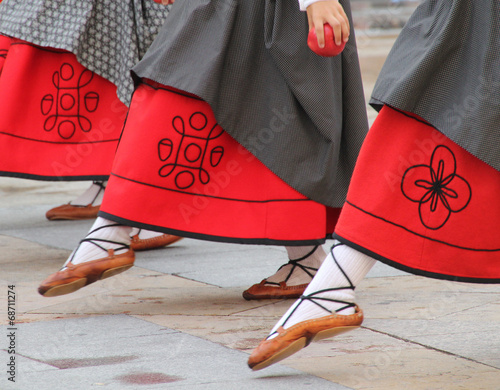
[70, 181, 107, 207]
[64, 219, 132, 267]
[265, 246, 326, 286]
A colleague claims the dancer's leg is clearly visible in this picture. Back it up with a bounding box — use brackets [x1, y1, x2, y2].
[45, 181, 106, 220]
[38, 217, 134, 297]
[248, 242, 376, 370]
[243, 245, 326, 300]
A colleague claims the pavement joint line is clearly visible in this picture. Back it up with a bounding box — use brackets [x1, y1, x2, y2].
[12, 351, 63, 370]
[229, 300, 284, 316]
[133, 313, 249, 318]
[362, 326, 499, 370]
[433, 301, 499, 320]
[168, 273, 224, 287]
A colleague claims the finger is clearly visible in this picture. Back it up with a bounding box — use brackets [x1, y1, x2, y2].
[314, 22, 325, 48]
[339, 10, 350, 42]
[328, 12, 350, 45]
[328, 18, 343, 46]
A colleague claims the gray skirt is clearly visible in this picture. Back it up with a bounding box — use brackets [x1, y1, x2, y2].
[132, 0, 368, 208]
[0, 0, 170, 104]
[370, 0, 500, 172]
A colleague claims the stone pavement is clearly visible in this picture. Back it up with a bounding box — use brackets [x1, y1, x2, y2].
[1, 8, 500, 390]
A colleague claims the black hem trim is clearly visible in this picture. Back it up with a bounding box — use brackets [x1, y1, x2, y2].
[111, 173, 311, 204]
[345, 201, 499, 252]
[0, 131, 119, 145]
[333, 234, 500, 284]
[100, 211, 327, 246]
[0, 171, 109, 182]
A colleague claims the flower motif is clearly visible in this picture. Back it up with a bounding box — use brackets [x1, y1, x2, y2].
[401, 145, 471, 230]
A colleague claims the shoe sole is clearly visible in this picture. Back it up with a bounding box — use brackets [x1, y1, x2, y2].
[41, 279, 88, 297]
[40, 264, 133, 297]
[250, 325, 359, 371]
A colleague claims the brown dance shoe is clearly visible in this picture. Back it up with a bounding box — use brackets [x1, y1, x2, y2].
[45, 203, 100, 220]
[248, 305, 363, 371]
[242, 280, 308, 300]
[38, 249, 135, 297]
[243, 247, 320, 300]
[130, 233, 183, 251]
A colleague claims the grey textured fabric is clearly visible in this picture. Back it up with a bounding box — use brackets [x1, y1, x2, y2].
[0, 0, 170, 104]
[370, 0, 500, 172]
[132, 0, 368, 208]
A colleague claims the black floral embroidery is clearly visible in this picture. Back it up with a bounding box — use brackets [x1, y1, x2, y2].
[41, 63, 99, 139]
[401, 145, 471, 230]
[158, 112, 224, 189]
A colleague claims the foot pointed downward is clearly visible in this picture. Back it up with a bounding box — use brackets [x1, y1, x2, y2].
[247, 306, 363, 371]
[38, 249, 135, 297]
[38, 218, 134, 297]
[243, 246, 324, 300]
[46, 181, 106, 220]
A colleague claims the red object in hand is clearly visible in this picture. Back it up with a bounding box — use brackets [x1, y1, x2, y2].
[307, 24, 346, 57]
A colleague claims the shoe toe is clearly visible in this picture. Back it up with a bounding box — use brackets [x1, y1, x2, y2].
[248, 308, 364, 370]
[39, 278, 88, 297]
[130, 234, 182, 251]
[248, 329, 308, 371]
[46, 203, 99, 220]
[38, 250, 135, 297]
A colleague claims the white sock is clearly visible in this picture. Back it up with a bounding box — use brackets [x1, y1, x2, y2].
[264, 245, 326, 286]
[63, 217, 132, 268]
[268, 242, 376, 338]
[70, 181, 107, 206]
[130, 229, 166, 240]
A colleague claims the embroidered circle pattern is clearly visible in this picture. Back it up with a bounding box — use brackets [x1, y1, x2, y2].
[401, 145, 472, 230]
[0, 0, 170, 104]
[158, 112, 224, 190]
[41, 63, 99, 139]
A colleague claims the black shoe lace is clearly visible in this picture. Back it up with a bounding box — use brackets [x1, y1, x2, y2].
[65, 223, 129, 267]
[267, 243, 355, 339]
[265, 246, 320, 286]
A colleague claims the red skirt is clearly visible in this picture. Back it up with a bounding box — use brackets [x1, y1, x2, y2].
[100, 82, 339, 245]
[335, 106, 500, 283]
[0, 36, 126, 180]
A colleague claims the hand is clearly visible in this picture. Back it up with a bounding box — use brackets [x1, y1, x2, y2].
[306, 0, 350, 48]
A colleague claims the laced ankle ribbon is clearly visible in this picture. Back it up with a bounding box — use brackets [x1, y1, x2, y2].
[267, 243, 356, 339]
[72, 181, 106, 207]
[265, 246, 320, 286]
[63, 223, 129, 268]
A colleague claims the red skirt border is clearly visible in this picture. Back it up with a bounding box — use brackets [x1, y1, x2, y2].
[100, 81, 339, 245]
[0, 36, 126, 181]
[334, 106, 500, 284]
